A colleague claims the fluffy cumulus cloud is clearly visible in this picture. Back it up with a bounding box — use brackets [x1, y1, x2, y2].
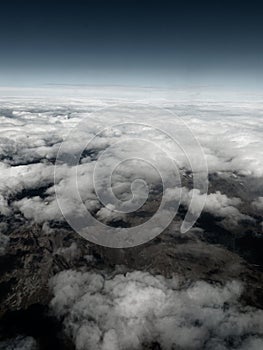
[165, 187, 252, 227]
[49, 269, 263, 350]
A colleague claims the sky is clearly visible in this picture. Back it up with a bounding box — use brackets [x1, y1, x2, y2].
[1, 0, 263, 88]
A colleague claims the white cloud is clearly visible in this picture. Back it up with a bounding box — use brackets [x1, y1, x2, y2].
[165, 187, 250, 225]
[50, 270, 263, 350]
[56, 242, 81, 263]
[13, 195, 62, 223]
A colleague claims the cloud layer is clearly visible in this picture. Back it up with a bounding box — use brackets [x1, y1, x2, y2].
[0, 93, 262, 237]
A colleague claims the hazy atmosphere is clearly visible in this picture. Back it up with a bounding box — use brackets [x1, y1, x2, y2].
[1, 0, 263, 87]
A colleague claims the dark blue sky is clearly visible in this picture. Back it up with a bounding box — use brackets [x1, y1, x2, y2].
[1, 0, 263, 88]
